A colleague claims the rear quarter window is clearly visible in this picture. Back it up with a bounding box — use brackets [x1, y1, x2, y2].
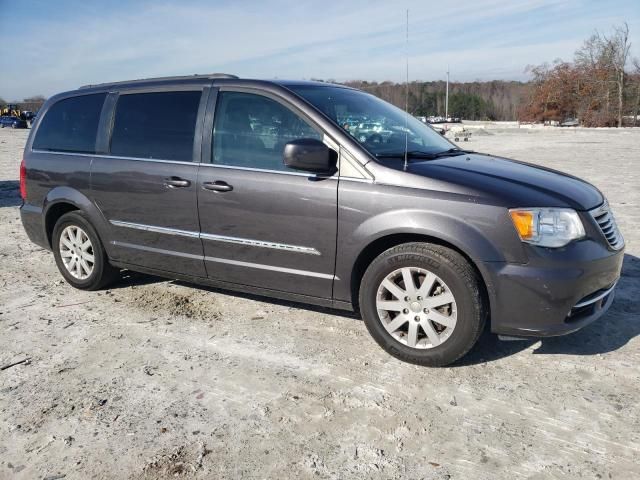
[32, 93, 106, 153]
[110, 91, 201, 161]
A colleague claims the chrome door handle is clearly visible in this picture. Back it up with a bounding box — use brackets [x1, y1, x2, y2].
[202, 181, 233, 192]
[164, 177, 191, 188]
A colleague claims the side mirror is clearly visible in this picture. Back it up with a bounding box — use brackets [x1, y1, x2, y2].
[283, 138, 336, 174]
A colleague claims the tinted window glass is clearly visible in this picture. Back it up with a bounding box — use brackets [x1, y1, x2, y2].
[212, 92, 321, 171]
[32, 93, 106, 153]
[110, 91, 201, 161]
[289, 86, 452, 157]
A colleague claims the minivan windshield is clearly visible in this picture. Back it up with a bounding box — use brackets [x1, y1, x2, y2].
[289, 85, 454, 158]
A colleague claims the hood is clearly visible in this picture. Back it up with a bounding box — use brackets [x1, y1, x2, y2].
[404, 153, 604, 210]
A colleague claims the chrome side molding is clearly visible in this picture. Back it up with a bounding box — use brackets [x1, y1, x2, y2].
[109, 220, 200, 238]
[204, 255, 333, 279]
[199, 232, 320, 255]
[109, 220, 320, 255]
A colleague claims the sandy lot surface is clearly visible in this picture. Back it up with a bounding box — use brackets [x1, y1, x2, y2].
[1, 126, 639, 479]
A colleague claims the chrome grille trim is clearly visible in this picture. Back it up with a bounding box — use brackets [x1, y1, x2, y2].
[590, 202, 624, 250]
[573, 282, 617, 309]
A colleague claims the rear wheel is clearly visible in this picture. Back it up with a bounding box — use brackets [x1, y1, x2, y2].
[52, 211, 119, 290]
[359, 242, 486, 367]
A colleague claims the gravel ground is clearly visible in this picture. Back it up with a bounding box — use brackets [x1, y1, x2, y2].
[0, 126, 639, 479]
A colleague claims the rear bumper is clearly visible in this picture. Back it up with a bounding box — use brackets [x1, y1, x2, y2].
[20, 203, 49, 250]
[484, 239, 624, 337]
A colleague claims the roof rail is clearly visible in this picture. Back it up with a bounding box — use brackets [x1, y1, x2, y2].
[79, 73, 239, 89]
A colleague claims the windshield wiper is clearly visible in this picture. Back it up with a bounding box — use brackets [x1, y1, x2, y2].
[375, 148, 472, 160]
[375, 150, 439, 159]
[434, 147, 473, 157]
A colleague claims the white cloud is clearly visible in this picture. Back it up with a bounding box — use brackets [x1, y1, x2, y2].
[1, 0, 638, 99]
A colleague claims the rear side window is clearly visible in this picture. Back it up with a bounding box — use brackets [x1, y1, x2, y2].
[110, 91, 201, 161]
[32, 93, 106, 153]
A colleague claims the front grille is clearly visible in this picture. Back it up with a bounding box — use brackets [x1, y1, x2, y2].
[590, 202, 624, 250]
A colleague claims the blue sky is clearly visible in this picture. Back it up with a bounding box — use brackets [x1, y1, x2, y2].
[1, 0, 638, 100]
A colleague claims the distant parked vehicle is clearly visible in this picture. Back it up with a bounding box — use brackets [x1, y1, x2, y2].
[21, 110, 36, 127]
[427, 115, 461, 124]
[560, 118, 579, 127]
[0, 116, 28, 129]
[427, 116, 446, 124]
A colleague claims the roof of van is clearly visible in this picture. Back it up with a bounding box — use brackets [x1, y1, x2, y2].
[78, 74, 351, 91]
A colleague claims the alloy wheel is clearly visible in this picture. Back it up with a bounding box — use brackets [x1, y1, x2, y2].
[375, 267, 457, 349]
[59, 225, 95, 280]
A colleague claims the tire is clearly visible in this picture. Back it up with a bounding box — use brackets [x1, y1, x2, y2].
[359, 242, 486, 367]
[52, 211, 120, 290]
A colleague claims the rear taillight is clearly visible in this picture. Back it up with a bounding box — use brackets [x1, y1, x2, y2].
[19, 159, 27, 201]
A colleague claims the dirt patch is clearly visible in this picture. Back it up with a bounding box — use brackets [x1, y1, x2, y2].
[140, 442, 208, 479]
[1, 127, 640, 478]
[118, 285, 221, 321]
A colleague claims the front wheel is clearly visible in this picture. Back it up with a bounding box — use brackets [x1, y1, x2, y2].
[359, 243, 486, 367]
[52, 211, 120, 290]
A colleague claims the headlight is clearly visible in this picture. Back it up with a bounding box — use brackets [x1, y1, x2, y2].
[509, 208, 585, 248]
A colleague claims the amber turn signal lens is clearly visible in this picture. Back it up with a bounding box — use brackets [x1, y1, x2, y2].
[510, 210, 535, 239]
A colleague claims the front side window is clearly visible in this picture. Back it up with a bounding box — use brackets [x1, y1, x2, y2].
[32, 93, 106, 153]
[289, 86, 453, 157]
[110, 91, 201, 161]
[212, 91, 322, 171]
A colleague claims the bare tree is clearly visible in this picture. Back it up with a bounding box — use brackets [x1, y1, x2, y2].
[575, 32, 617, 125]
[633, 58, 640, 126]
[523, 23, 635, 127]
[604, 23, 632, 127]
[20, 95, 47, 112]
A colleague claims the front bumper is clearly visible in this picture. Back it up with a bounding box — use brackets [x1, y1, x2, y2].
[483, 238, 624, 337]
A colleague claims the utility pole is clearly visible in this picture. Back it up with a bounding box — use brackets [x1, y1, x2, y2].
[403, 8, 409, 171]
[445, 65, 449, 119]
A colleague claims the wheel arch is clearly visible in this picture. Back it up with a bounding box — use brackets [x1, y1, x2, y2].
[45, 202, 80, 247]
[43, 187, 111, 251]
[349, 233, 494, 320]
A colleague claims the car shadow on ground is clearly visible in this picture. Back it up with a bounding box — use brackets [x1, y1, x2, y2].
[0, 180, 21, 207]
[112, 270, 167, 289]
[172, 280, 362, 319]
[111, 253, 639, 365]
[109, 270, 360, 318]
[455, 253, 640, 367]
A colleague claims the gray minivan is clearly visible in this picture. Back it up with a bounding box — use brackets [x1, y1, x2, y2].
[20, 74, 624, 366]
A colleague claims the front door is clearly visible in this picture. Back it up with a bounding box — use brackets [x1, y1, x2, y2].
[91, 89, 207, 276]
[197, 90, 338, 298]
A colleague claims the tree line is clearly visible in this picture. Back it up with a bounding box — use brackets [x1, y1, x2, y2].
[346, 24, 639, 126]
[4, 24, 638, 127]
[520, 23, 638, 127]
[343, 80, 527, 121]
[0, 95, 46, 113]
